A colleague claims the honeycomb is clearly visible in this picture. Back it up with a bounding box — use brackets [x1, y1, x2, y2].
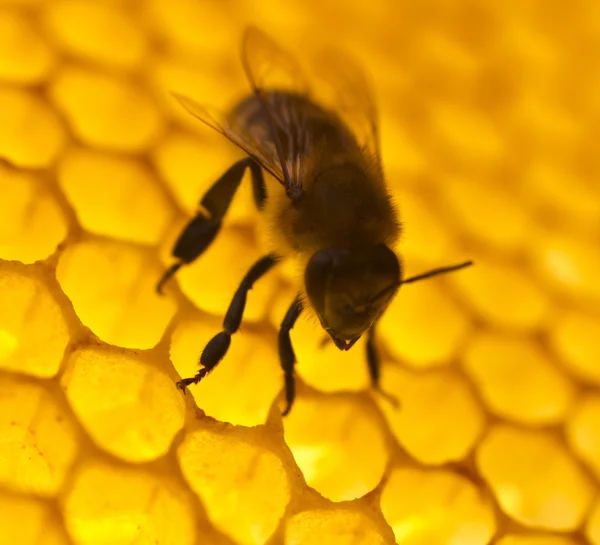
[1, 0, 599, 543]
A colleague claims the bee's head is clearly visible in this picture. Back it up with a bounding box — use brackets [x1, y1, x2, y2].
[304, 244, 401, 351]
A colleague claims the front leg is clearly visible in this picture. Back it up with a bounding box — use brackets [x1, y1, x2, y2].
[278, 296, 304, 416]
[177, 254, 278, 391]
[157, 157, 266, 294]
[366, 324, 400, 408]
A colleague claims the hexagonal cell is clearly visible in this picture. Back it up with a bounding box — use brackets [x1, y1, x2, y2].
[49, 65, 163, 152]
[42, 0, 148, 70]
[550, 309, 600, 384]
[149, 53, 238, 133]
[497, 535, 579, 545]
[450, 258, 550, 331]
[392, 189, 457, 266]
[0, 266, 69, 377]
[170, 315, 280, 426]
[463, 331, 575, 425]
[283, 396, 389, 502]
[0, 377, 78, 495]
[152, 130, 259, 226]
[524, 159, 600, 234]
[439, 175, 533, 253]
[0, 10, 55, 84]
[152, 130, 225, 213]
[145, 0, 234, 60]
[61, 345, 185, 462]
[0, 87, 65, 168]
[62, 458, 197, 545]
[0, 491, 70, 545]
[407, 30, 479, 99]
[0, 165, 68, 264]
[587, 498, 600, 545]
[505, 84, 577, 162]
[566, 395, 600, 480]
[57, 147, 175, 244]
[531, 230, 600, 304]
[380, 467, 496, 545]
[378, 280, 471, 369]
[429, 101, 503, 169]
[378, 366, 484, 464]
[291, 314, 370, 393]
[178, 427, 290, 545]
[284, 508, 391, 545]
[379, 124, 425, 178]
[476, 424, 595, 530]
[56, 239, 177, 349]
[173, 225, 279, 321]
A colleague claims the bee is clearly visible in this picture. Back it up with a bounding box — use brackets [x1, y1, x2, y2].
[158, 27, 472, 416]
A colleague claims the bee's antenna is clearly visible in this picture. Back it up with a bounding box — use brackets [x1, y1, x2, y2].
[402, 260, 473, 285]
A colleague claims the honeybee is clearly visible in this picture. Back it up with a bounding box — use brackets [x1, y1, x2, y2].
[158, 28, 472, 416]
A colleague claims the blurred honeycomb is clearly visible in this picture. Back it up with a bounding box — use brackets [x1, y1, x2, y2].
[1, 0, 599, 543]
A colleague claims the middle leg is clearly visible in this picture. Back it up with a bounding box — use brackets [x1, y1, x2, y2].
[177, 253, 278, 391]
[366, 323, 400, 408]
[278, 295, 304, 416]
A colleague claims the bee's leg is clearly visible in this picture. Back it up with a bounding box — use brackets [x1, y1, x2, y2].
[176, 254, 278, 391]
[157, 157, 267, 294]
[248, 160, 267, 210]
[366, 326, 400, 408]
[278, 296, 304, 416]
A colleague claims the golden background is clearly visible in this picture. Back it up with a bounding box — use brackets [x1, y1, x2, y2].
[1, 0, 599, 543]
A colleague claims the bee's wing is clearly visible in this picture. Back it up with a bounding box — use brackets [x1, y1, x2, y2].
[241, 26, 313, 198]
[241, 26, 311, 97]
[312, 49, 382, 167]
[172, 92, 287, 183]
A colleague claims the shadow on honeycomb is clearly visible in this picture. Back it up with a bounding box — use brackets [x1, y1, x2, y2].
[1, 0, 600, 544]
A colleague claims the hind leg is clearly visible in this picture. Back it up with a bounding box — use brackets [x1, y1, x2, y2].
[157, 157, 266, 294]
[278, 296, 304, 416]
[366, 324, 400, 408]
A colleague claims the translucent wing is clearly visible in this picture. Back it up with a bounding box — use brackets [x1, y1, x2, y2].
[240, 26, 314, 198]
[311, 48, 382, 167]
[173, 28, 315, 198]
[242, 28, 380, 165]
[172, 92, 287, 183]
[173, 29, 381, 201]
[241, 26, 311, 97]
